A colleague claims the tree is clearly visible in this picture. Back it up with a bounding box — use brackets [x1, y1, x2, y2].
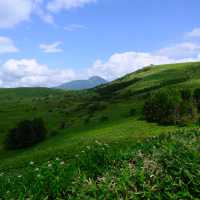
[4, 118, 47, 149]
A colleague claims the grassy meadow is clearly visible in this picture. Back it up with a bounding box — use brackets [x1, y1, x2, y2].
[0, 62, 200, 199]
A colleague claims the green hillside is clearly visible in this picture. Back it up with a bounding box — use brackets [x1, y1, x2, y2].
[0, 62, 200, 199]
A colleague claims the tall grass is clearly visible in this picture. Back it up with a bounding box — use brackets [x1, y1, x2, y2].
[0, 129, 199, 199]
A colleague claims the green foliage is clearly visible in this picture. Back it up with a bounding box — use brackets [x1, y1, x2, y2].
[144, 89, 182, 125]
[129, 108, 136, 116]
[4, 118, 47, 149]
[144, 89, 197, 125]
[99, 115, 109, 122]
[0, 129, 199, 199]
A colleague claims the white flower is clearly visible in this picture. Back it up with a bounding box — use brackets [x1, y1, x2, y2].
[35, 168, 39, 171]
[60, 161, 65, 165]
[56, 157, 60, 161]
[18, 175, 22, 178]
[30, 161, 34, 165]
[37, 174, 41, 178]
[48, 163, 52, 168]
[81, 151, 85, 153]
[150, 174, 154, 178]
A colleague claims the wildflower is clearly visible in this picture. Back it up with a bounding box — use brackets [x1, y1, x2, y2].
[35, 168, 39, 171]
[60, 161, 65, 165]
[56, 157, 60, 161]
[95, 140, 101, 145]
[48, 163, 52, 168]
[81, 150, 85, 153]
[18, 175, 22, 178]
[30, 161, 34, 165]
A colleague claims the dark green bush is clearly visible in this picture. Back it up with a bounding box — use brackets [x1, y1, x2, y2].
[144, 89, 197, 125]
[99, 116, 109, 122]
[4, 118, 47, 149]
[129, 108, 136, 116]
[144, 89, 181, 125]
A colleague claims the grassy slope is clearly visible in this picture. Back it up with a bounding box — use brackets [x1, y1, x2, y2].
[0, 61, 200, 172]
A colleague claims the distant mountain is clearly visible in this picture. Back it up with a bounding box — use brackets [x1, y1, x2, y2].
[56, 76, 107, 90]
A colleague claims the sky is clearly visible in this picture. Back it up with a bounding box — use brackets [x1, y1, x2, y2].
[0, 0, 200, 87]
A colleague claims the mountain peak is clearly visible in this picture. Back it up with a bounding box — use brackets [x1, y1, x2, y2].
[56, 76, 107, 90]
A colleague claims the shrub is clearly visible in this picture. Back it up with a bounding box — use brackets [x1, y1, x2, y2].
[99, 116, 109, 122]
[4, 118, 47, 149]
[144, 89, 197, 125]
[144, 89, 181, 125]
[129, 108, 136, 116]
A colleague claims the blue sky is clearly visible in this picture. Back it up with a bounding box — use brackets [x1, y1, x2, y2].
[0, 0, 200, 87]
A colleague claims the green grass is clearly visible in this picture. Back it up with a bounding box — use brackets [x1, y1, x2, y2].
[0, 117, 177, 171]
[0, 129, 199, 199]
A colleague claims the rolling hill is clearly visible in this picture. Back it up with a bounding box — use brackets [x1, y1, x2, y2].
[0, 62, 200, 199]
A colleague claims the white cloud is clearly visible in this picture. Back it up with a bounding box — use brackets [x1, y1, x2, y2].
[157, 42, 200, 59]
[0, 0, 96, 28]
[64, 24, 87, 31]
[186, 28, 200, 38]
[40, 41, 63, 53]
[0, 59, 75, 87]
[0, 0, 33, 28]
[0, 36, 19, 53]
[47, 0, 96, 12]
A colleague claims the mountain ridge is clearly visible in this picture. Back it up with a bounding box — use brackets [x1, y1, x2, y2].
[56, 76, 107, 90]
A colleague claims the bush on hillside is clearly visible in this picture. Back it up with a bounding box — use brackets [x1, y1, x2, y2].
[144, 89, 181, 125]
[99, 116, 109, 122]
[4, 118, 47, 149]
[129, 108, 136, 116]
[144, 89, 197, 125]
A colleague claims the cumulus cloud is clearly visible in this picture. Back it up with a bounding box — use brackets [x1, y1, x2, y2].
[0, 36, 19, 53]
[186, 28, 200, 38]
[0, 0, 95, 28]
[0, 59, 75, 87]
[40, 41, 63, 53]
[47, 0, 96, 12]
[157, 42, 200, 59]
[0, 0, 33, 28]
